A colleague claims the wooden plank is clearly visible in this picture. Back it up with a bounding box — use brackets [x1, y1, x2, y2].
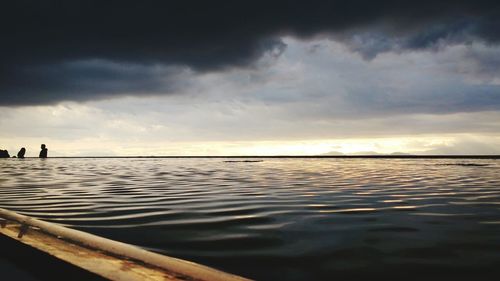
[0, 208, 251, 281]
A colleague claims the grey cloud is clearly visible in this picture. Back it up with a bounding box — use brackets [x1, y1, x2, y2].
[458, 45, 500, 83]
[1, 60, 193, 106]
[420, 138, 500, 155]
[339, 20, 477, 59]
[1, 1, 500, 105]
[342, 83, 500, 115]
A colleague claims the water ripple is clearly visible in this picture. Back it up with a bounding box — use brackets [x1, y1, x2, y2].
[1, 158, 500, 280]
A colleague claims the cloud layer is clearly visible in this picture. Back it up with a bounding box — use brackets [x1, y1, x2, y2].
[1, 38, 500, 156]
[1, 0, 500, 105]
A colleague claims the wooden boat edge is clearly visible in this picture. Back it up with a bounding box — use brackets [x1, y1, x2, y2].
[0, 208, 252, 281]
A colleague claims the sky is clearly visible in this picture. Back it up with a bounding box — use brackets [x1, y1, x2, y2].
[1, 0, 500, 156]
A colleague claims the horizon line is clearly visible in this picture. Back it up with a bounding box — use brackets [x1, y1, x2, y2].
[7, 155, 500, 159]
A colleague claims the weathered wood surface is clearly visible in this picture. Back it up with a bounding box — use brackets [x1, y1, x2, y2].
[0, 208, 251, 281]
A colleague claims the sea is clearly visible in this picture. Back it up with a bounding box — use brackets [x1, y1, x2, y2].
[1, 157, 500, 280]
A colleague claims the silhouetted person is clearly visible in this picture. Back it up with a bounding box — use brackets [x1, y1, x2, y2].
[17, 147, 26, 158]
[0, 149, 10, 158]
[39, 144, 48, 158]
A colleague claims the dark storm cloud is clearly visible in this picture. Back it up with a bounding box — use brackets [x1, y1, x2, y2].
[1, 0, 499, 105]
[0, 60, 190, 105]
[340, 20, 477, 59]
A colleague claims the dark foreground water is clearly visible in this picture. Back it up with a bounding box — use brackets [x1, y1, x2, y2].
[1, 158, 500, 280]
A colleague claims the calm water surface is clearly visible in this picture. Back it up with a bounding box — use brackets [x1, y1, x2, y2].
[1, 158, 500, 280]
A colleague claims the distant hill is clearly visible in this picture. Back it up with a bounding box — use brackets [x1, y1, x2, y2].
[321, 151, 412, 156]
[321, 151, 345, 156]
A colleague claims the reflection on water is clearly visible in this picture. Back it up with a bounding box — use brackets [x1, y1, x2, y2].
[1, 158, 500, 280]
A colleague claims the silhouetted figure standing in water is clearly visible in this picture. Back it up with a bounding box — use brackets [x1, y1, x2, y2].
[0, 149, 9, 158]
[17, 147, 26, 158]
[39, 144, 48, 158]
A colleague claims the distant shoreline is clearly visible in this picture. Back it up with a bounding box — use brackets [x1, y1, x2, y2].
[5, 155, 500, 159]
